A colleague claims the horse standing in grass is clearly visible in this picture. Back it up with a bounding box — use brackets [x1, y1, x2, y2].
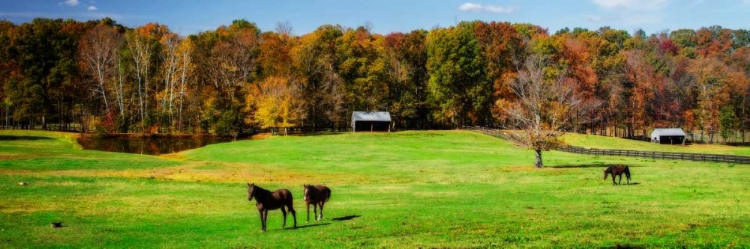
[303, 184, 331, 222]
[246, 183, 297, 231]
[604, 165, 631, 185]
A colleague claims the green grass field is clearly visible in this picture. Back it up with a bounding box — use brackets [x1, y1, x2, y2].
[1, 130, 749, 248]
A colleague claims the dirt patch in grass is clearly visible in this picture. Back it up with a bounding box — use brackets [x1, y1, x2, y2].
[0, 162, 373, 185]
[250, 133, 272, 140]
[0, 155, 34, 160]
[498, 166, 544, 172]
[158, 153, 188, 161]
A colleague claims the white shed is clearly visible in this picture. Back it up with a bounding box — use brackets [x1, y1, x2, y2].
[351, 111, 391, 132]
[650, 128, 686, 144]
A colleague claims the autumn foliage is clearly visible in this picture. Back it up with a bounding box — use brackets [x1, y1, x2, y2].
[0, 18, 749, 142]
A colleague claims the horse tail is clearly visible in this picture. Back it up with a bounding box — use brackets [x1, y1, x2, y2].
[625, 166, 631, 180]
[325, 188, 331, 202]
[284, 189, 295, 206]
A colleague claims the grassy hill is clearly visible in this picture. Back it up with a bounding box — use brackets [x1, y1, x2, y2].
[1, 130, 748, 248]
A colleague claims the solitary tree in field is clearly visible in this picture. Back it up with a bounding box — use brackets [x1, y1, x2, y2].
[503, 54, 600, 168]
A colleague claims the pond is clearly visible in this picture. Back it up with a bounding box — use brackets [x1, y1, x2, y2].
[76, 136, 236, 155]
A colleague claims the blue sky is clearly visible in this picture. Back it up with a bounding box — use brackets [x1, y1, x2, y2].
[1, 0, 749, 36]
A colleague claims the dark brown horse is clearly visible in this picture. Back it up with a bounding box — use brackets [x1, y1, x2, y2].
[247, 183, 297, 231]
[303, 184, 331, 222]
[604, 165, 631, 185]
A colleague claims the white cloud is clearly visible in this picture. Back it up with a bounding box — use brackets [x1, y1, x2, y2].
[64, 0, 79, 6]
[591, 0, 668, 11]
[459, 3, 517, 13]
[87, 6, 97, 11]
[459, 3, 482, 12]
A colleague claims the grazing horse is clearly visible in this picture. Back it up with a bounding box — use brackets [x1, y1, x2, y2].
[604, 165, 632, 185]
[246, 183, 297, 231]
[303, 184, 331, 222]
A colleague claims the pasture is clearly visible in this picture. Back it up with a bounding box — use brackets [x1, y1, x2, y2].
[1, 130, 749, 248]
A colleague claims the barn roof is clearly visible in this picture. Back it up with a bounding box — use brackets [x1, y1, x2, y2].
[352, 111, 391, 122]
[651, 128, 686, 137]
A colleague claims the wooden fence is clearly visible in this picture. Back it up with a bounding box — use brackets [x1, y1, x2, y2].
[467, 126, 750, 165]
[556, 146, 750, 164]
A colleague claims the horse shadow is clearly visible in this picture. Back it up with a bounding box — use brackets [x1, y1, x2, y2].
[331, 215, 360, 221]
[291, 223, 331, 230]
[549, 164, 607, 169]
[600, 243, 645, 249]
[550, 164, 641, 169]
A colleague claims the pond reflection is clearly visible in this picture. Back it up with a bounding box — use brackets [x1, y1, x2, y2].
[77, 136, 236, 155]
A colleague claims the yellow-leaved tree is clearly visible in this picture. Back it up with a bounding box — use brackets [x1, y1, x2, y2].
[246, 76, 301, 135]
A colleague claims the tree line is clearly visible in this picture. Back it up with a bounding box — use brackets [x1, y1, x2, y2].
[1, 18, 750, 142]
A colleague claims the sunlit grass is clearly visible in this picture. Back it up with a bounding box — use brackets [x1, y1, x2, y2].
[1, 130, 749, 248]
[562, 132, 750, 156]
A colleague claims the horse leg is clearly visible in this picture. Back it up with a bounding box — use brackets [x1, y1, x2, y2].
[288, 202, 297, 228]
[319, 203, 324, 221]
[281, 206, 287, 229]
[264, 209, 270, 231]
[611, 173, 616, 185]
[617, 173, 622, 185]
[313, 203, 318, 221]
[306, 202, 310, 223]
[260, 209, 268, 232]
[258, 209, 265, 232]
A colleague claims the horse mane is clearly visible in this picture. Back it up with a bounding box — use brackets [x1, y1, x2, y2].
[304, 184, 316, 194]
[250, 184, 272, 199]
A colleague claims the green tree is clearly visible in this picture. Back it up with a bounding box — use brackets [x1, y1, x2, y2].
[720, 106, 737, 142]
[337, 26, 389, 112]
[383, 30, 429, 129]
[9, 18, 82, 129]
[426, 22, 489, 127]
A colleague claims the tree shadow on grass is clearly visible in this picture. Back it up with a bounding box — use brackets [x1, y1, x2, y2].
[549, 164, 640, 169]
[331, 215, 360, 221]
[0, 135, 52, 141]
